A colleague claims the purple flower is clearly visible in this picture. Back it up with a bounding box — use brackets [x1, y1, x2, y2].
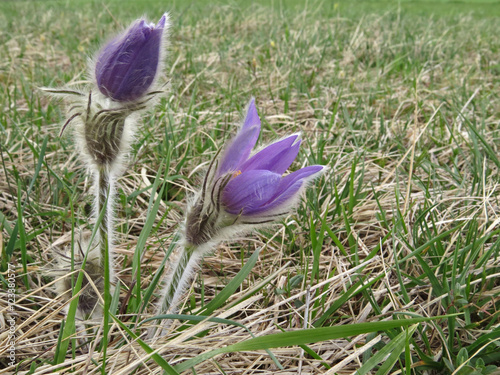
[184, 99, 324, 246]
[94, 13, 168, 102]
[219, 99, 324, 216]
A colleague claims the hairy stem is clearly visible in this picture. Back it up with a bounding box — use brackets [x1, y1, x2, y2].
[96, 168, 114, 279]
[95, 168, 114, 366]
[150, 243, 199, 338]
[161, 243, 196, 313]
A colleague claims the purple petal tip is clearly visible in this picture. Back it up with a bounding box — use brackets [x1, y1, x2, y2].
[157, 13, 167, 28]
[243, 98, 260, 130]
[308, 165, 325, 174]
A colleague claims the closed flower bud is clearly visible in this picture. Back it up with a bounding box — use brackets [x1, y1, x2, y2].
[94, 13, 169, 102]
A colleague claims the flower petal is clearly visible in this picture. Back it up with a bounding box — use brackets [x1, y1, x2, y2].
[275, 165, 324, 194]
[217, 99, 261, 176]
[222, 170, 281, 215]
[156, 13, 168, 28]
[255, 180, 303, 214]
[245, 165, 324, 215]
[242, 98, 260, 131]
[240, 134, 300, 175]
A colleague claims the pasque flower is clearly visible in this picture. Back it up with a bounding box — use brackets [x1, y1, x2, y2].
[95, 14, 168, 102]
[217, 100, 323, 217]
[151, 99, 325, 338]
[44, 13, 170, 327]
[45, 13, 170, 170]
[184, 98, 325, 246]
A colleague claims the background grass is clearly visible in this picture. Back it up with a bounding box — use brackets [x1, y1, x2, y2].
[1, 0, 499, 374]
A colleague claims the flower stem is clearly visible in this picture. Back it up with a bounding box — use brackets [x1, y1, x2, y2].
[96, 168, 115, 282]
[95, 168, 114, 365]
[161, 243, 196, 313]
[151, 243, 198, 338]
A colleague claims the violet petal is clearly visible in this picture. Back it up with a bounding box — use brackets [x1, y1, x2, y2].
[242, 98, 260, 131]
[222, 170, 281, 215]
[240, 134, 300, 174]
[156, 13, 167, 28]
[275, 165, 324, 196]
[247, 180, 304, 215]
[112, 28, 162, 101]
[217, 100, 261, 176]
[245, 165, 324, 215]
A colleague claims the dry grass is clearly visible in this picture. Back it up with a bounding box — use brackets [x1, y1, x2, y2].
[1, 1, 499, 374]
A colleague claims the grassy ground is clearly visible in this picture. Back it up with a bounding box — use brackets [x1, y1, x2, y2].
[1, 0, 500, 374]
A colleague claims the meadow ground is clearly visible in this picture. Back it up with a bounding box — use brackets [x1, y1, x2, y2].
[0, 0, 499, 374]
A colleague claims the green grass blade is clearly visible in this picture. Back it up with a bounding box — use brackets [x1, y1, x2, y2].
[130, 162, 166, 312]
[356, 325, 417, 375]
[54, 194, 105, 364]
[374, 325, 418, 375]
[195, 244, 262, 316]
[175, 316, 454, 372]
[140, 233, 179, 315]
[463, 117, 500, 168]
[313, 273, 384, 327]
[16, 183, 29, 287]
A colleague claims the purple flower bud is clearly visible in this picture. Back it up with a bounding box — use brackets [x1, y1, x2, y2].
[95, 13, 168, 102]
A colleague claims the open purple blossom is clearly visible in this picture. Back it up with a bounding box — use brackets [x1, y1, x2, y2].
[153, 98, 325, 336]
[95, 13, 168, 102]
[218, 100, 323, 216]
[154, 99, 325, 337]
[184, 99, 324, 246]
